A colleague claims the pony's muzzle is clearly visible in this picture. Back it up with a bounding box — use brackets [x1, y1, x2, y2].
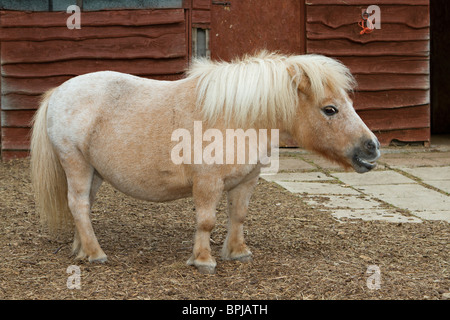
[351, 137, 380, 173]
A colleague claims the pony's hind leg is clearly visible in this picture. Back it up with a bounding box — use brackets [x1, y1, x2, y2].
[72, 171, 103, 259]
[60, 154, 107, 263]
[187, 177, 224, 274]
[221, 174, 259, 262]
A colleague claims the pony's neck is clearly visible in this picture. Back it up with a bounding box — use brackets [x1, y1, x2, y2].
[187, 54, 299, 131]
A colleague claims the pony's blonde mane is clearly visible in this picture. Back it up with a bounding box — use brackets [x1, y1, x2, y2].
[186, 51, 355, 128]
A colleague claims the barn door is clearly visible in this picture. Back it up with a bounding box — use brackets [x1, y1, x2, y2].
[210, 0, 306, 61]
[209, 0, 305, 146]
[430, 0, 450, 134]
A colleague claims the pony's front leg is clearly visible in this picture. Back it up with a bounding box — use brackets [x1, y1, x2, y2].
[187, 178, 224, 274]
[221, 174, 259, 262]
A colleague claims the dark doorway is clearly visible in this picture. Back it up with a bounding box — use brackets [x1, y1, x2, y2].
[430, 0, 450, 133]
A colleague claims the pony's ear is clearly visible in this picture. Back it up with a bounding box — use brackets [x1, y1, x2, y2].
[287, 64, 311, 95]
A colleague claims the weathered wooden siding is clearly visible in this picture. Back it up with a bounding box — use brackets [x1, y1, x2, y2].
[306, 0, 430, 146]
[0, 1, 432, 159]
[191, 0, 211, 27]
[0, 9, 188, 160]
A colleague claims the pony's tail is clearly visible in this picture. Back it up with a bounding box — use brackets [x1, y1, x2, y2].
[30, 88, 73, 234]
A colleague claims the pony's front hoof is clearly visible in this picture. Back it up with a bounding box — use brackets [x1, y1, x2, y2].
[89, 255, 107, 264]
[187, 255, 216, 274]
[196, 264, 216, 274]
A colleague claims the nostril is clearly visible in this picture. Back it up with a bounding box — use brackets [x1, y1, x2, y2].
[365, 139, 377, 151]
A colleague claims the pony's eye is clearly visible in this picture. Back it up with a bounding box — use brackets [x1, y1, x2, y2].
[322, 105, 338, 116]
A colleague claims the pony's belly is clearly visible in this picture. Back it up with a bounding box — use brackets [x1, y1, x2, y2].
[93, 163, 193, 202]
[106, 175, 193, 202]
[97, 164, 258, 203]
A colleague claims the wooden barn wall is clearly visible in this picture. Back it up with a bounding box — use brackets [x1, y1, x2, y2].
[0, 9, 188, 160]
[306, 0, 430, 146]
[191, 0, 211, 28]
[0, 0, 432, 160]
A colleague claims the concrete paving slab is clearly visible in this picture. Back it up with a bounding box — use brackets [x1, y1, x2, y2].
[355, 184, 450, 211]
[278, 157, 315, 171]
[300, 154, 344, 171]
[261, 172, 331, 182]
[381, 152, 450, 168]
[411, 210, 450, 223]
[422, 180, 450, 194]
[303, 195, 423, 223]
[303, 195, 382, 210]
[400, 166, 450, 181]
[330, 209, 423, 223]
[275, 144, 450, 223]
[275, 181, 360, 195]
[332, 170, 415, 186]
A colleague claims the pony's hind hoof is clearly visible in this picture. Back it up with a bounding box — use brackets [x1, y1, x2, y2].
[222, 246, 253, 263]
[235, 254, 252, 263]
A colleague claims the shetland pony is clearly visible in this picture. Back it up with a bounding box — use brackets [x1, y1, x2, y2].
[30, 52, 380, 274]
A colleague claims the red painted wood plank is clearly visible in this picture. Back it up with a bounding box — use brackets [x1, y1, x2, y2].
[357, 105, 430, 131]
[1, 74, 184, 95]
[0, 23, 185, 42]
[307, 0, 429, 5]
[2, 34, 186, 64]
[307, 39, 429, 56]
[0, 9, 185, 27]
[1, 94, 40, 110]
[337, 56, 429, 75]
[1, 127, 30, 150]
[307, 23, 429, 43]
[355, 74, 429, 91]
[1, 110, 35, 127]
[192, 10, 211, 24]
[1, 150, 29, 160]
[142, 74, 185, 81]
[1, 57, 188, 78]
[353, 90, 429, 110]
[374, 128, 430, 146]
[193, 0, 211, 10]
[1, 76, 72, 95]
[307, 5, 429, 29]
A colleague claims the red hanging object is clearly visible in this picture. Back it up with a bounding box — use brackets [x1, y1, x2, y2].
[359, 11, 374, 35]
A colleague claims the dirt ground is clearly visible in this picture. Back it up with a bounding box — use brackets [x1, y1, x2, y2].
[0, 158, 448, 300]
